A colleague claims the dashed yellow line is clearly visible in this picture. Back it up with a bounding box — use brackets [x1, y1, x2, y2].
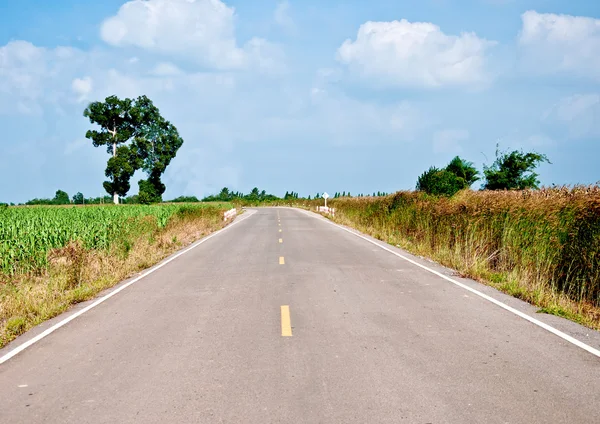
[281, 305, 292, 337]
[279, 238, 283, 243]
[279, 229, 282, 233]
[279, 256, 285, 265]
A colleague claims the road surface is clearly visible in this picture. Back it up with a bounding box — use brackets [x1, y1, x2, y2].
[1, 207, 599, 423]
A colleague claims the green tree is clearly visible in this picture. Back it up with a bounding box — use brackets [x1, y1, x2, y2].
[134, 98, 184, 203]
[72, 192, 84, 204]
[169, 195, 200, 203]
[53, 190, 70, 205]
[84, 96, 138, 204]
[416, 167, 465, 197]
[137, 175, 163, 204]
[219, 187, 231, 200]
[445, 156, 479, 187]
[483, 147, 550, 190]
[103, 145, 141, 202]
[84, 95, 182, 204]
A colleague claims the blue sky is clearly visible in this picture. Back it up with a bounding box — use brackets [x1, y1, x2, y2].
[1, 0, 599, 202]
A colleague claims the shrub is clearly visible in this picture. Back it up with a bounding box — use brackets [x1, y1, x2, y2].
[416, 167, 466, 197]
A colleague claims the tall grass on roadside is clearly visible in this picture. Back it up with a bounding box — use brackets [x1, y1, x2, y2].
[312, 187, 600, 327]
[0, 203, 233, 347]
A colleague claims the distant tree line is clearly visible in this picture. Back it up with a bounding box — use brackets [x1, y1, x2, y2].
[202, 187, 280, 202]
[11, 187, 394, 206]
[11, 145, 550, 207]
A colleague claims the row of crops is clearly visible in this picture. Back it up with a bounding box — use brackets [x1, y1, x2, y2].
[0, 203, 231, 277]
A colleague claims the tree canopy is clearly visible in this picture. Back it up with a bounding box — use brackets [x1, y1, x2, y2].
[84, 95, 183, 204]
[72, 192, 84, 205]
[416, 167, 466, 197]
[483, 147, 550, 190]
[416, 156, 479, 196]
[446, 156, 479, 187]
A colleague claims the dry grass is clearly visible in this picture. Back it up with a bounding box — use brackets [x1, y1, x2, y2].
[304, 187, 600, 329]
[0, 206, 230, 348]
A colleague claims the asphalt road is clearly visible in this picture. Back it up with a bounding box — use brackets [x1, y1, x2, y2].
[1, 207, 599, 423]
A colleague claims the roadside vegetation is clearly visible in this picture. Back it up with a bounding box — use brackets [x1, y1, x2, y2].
[197, 146, 600, 329]
[299, 147, 600, 328]
[318, 188, 600, 329]
[2, 106, 597, 347]
[0, 203, 233, 348]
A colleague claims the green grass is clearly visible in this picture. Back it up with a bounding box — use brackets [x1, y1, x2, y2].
[0, 202, 231, 278]
[0, 202, 234, 347]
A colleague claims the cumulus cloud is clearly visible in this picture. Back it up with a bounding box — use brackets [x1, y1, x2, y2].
[336, 20, 495, 88]
[0, 41, 86, 114]
[150, 62, 182, 76]
[543, 93, 600, 139]
[100, 0, 282, 71]
[519, 11, 600, 80]
[72, 77, 93, 102]
[274, 1, 295, 32]
[309, 89, 422, 145]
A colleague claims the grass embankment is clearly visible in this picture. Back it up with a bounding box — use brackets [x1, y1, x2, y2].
[312, 188, 600, 328]
[0, 203, 234, 347]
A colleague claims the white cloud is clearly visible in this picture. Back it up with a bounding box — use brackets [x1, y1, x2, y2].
[150, 62, 182, 76]
[519, 11, 600, 80]
[0, 41, 87, 114]
[336, 20, 495, 88]
[274, 1, 295, 32]
[309, 89, 422, 145]
[544, 93, 600, 139]
[555, 93, 599, 122]
[72, 76, 93, 102]
[100, 0, 282, 72]
[432, 129, 469, 154]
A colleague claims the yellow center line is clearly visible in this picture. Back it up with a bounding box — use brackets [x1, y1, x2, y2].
[279, 229, 282, 233]
[279, 238, 283, 243]
[281, 305, 292, 337]
[279, 256, 285, 265]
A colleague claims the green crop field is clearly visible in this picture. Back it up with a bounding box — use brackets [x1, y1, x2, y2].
[0, 203, 232, 278]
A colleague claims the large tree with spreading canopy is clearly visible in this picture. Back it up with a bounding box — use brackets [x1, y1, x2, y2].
[84, 95, 183, 204]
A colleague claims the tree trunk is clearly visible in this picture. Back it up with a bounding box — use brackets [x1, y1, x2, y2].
[112, 127, 118, 205]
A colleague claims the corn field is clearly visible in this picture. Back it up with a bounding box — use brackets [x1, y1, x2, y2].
[0, 203, 229, 277]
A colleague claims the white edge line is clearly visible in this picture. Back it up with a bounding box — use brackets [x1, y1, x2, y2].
[0, 210, 255, 366]
[297, 208, 600, 359]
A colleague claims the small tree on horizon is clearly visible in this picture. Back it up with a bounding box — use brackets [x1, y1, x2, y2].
[72, 192, 84, 204]
[53, 190, 70, 205]
[482, 146, 550, 190]
[446, 156, 479, 187]
[416, 167, 465, 197]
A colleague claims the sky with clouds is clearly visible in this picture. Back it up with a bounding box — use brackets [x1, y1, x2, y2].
[1, 0, 599, 203]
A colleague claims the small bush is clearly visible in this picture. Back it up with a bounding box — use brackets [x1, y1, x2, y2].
[416, 167, 466, 197]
